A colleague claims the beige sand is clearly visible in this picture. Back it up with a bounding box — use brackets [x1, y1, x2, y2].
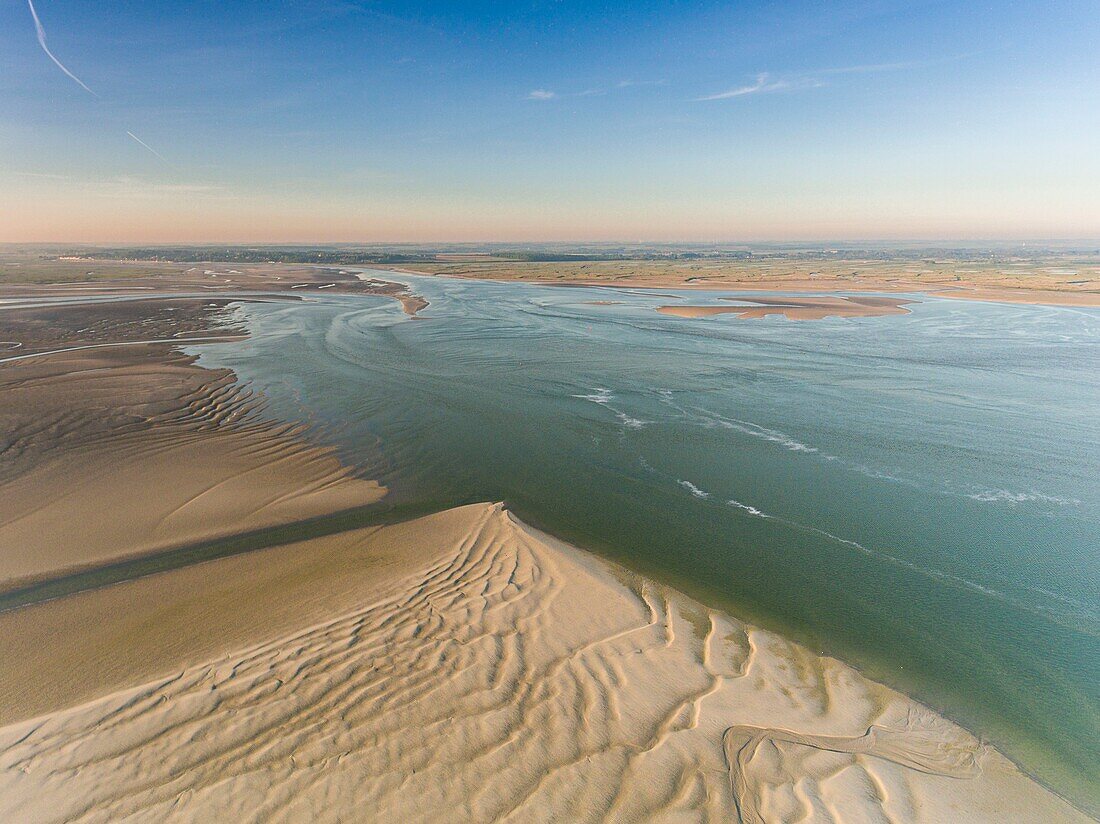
[379, 258, 1100, 308]
[657, 295, 914, 321]
[0, 346, 384, 589]
[0, 503, 1087, 823]
[933, 286, 1100, 307]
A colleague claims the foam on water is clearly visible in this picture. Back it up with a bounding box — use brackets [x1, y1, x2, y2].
[965, 488, 1081, 506]
[728, 499, 770, 518]
[573, 387, 650, 429]
[678, 479, 711, 499]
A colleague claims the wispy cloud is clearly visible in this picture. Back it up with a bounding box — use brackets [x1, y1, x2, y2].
[26, 0, 96, 96]
[13, 171, 71, 180]
[89, 176, 233, 200]
[25, 2, 172, 166]
[153, 183, 225, 194]
[126, 131, 170, 163]
[696, 52, 983, 102]
[695, 72, 820, 101]
[528, 79, 668, 101]
[617, 79, 668, 89]
[816, 51, 986, 76]
[818, 60, 925, 76]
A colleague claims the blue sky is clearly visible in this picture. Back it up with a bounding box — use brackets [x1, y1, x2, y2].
[2, 0, 1098, 241]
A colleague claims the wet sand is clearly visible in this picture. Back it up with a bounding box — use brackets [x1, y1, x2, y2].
[0, 379, 384, 587]
[0, 299, 384, 590]
[380, 258, 1100, 308]
[0, 259, 428, 317]
[657, 295, 915, 321]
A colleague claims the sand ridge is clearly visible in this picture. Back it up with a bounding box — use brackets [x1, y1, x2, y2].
[0, 343, 384, 589]
[0, 503, 1088, 823]
[655, 295, 915, 321]
[375, 256, 1100, 308]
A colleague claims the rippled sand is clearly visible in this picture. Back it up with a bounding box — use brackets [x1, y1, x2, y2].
[0, 346, 383, 589]
[0, 503, 1086, 823]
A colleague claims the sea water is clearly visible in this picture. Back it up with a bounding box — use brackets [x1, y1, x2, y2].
[190, 272, 1100, 811]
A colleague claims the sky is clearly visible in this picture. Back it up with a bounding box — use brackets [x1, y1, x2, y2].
[2, 0, 1099, 243]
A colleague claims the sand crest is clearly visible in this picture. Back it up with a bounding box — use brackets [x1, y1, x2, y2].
[0, 503, 1086, 823]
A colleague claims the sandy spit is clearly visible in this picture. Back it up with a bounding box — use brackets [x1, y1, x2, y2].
[0, 503, 1087, 823]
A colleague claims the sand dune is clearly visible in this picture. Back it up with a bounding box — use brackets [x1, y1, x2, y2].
[0, 346, 384, 589]
[0, 503, 1085, 823]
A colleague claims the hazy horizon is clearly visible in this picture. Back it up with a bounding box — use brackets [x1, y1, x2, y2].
[6, 238, 1100, 251]
[3, 0, 1098, 242]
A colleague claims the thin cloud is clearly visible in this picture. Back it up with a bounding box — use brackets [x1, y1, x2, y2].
[696, 52, 985, 102]
[819, 60, 923, 75]
[529, 80, 667, 100]
[25, 1, 176, 169]
[25, 0, 96, 96]
[91, 176, 234, 200]
[617, 79, 668, 88]
[13, 171, 70, 180]
[153, 183, 225, 193]
[695, 73, 815, 101]
[817, 50, 986, 76]
[126, 131, 170, 164]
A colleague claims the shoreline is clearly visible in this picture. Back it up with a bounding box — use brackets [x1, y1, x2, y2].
[0, 278, 1094, 819]
[655, 295, 915, 320]
[369, 263, 1100, 309]
[0, 501, 1089, 821]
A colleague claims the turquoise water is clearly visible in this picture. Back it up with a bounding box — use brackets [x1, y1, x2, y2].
[190, 273, 1100, 811]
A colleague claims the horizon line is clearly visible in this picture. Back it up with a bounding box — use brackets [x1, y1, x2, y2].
[4, 237, 1100, 248]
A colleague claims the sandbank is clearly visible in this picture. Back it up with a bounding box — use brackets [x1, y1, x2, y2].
[657, 295, 914, 321]
[0, 503, 1088, 822]
[0, 342, 383, 590]
[376, 258, 1100, 308]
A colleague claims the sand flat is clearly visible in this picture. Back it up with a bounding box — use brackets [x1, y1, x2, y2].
[378, 257, 1100, 308]
[657, 295, 914, 320]
[0, 424, 384, 587]
[0, 346, 384, 589]
[0, 503, 1087, 823]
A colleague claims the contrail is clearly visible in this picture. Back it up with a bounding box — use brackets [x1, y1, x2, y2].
[26, 0, 97, 96]
[127, 131, 169, 163]
[26, 1, 175, 167]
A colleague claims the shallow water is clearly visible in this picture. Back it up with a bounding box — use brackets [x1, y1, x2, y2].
[190, 273, 1100, 811]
